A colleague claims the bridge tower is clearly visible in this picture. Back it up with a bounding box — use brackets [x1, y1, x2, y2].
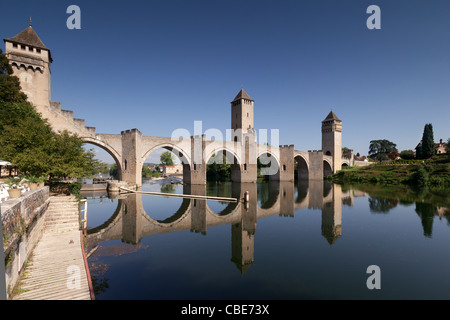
[231, 89, 254, 142]
[3, 21, 52, 111]
[321, 110, 342, 173]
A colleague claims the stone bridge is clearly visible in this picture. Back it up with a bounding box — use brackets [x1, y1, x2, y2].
[4, 24, 355, 186]
[39, 100, 345, 186]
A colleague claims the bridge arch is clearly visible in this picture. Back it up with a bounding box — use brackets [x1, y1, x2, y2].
[81, 136, 123, 180]
[206, 200, 240, 217]
[142, 143, 192, 166]
[342, 159, 350, 167]
[294, 155, 309, 180]
[141, 142, 192, 182]
[205, 147, 242, 182]
[257, 150, 281, 181]
[323, 159, 333, 177]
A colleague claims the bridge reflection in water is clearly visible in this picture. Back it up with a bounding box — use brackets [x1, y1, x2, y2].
[84, 181, 359, 274]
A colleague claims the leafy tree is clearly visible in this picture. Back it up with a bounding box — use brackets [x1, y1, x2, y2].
[142, 166, 152, 177]
[410, 167, 428, 186]
[0, 101, 55, 175]
[109, 163, 119, 179]
[0, 49, 27, 103]
[388, 149, 400, 160]
[207, 153, 231, 181]
[47, 130, 105, 179]
[369, 139, 397, 162]
[0, 50, 107, 179]
[416, 124, 435, 159]
[399, 150, 415, 160]
[160, 151, 175, 166]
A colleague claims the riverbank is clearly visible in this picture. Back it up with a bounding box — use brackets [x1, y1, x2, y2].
[326, 154, 450, 187]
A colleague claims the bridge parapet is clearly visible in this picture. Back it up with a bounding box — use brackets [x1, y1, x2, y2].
[41, 101, 98, 139]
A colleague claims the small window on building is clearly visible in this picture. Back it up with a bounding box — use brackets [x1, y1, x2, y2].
[244, 163, 247, 171]
[13, 43, 18, 49]
[21, 45, 26, 50]
[29, 47, 33, 52]
[247, 112, 249, 117]
[36, 48, 41, 53]
[283, 164, 286, 171]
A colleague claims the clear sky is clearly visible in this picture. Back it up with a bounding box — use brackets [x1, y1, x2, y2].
[1, 0, 449, 164]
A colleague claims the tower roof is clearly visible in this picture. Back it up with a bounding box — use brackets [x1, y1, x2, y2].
[323, 110, 341, 122]
[232, 89, 254, 103]
[4, 26, 49, 50]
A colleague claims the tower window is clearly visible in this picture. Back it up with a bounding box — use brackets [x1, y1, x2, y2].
[244, 163, 247, 171]
[21, 45, 26, 50]
[36, 48, 41, 53]
[13, 43, 18, 49]
[247, 112, 249, 117]
[28, 47, 33, 52]
[283, 165, 286, 171]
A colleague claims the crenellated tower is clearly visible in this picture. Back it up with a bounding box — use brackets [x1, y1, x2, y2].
[231, 89, 254, 142]
[322, 110, 342, 173]
[3, 21, 52, 111]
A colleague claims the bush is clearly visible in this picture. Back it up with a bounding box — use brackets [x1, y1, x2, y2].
[49, 181, 82, 199]
[410, 168, 429, 186]
[400, 151, 415, 160]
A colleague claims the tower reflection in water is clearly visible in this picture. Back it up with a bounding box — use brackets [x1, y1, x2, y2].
[86, 180, 344, 273]
[84, 180, 344, 274]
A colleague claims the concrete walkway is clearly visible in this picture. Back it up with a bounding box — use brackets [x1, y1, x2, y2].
[12, 196, 94, 300]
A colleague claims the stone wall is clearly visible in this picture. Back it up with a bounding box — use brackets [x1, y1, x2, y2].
[1, 187, 50, 298]
[353, 160, 373, 167]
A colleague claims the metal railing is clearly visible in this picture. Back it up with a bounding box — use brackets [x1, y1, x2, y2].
[80, 199, 88, 230]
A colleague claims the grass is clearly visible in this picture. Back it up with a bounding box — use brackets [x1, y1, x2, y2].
[327, 154, 450, 188]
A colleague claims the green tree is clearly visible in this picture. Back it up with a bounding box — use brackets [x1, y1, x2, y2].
[142, 165, 153, 178]
[0, 101, 55, 175]
[0, 49, 27, 103]
[109, 163, 119, 179]
[207, 153, 231, 181]
[160, 151, 175, 166]
[369, 139, 397, 162]
[388, 149, 399, 160]
[416, 124, 435, 159]
[48, 131, 106, 179]
[399, 150, 415, 160]
[0, 50, 107, 179]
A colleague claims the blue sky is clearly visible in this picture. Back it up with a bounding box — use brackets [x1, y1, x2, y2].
[1, 0, 449, 164]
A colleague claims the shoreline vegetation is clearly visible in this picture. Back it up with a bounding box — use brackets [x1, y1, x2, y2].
[326, 154, 450, 189]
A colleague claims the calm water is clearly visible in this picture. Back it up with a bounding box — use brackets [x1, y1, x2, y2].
[83, 179, 450, 300]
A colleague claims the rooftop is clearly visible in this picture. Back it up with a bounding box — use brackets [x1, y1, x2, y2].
[4, 24, 52, 61]
[232, 89, 254, 103]
[323, 110, 341, 122]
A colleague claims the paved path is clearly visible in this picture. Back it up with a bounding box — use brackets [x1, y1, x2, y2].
[12, 196, 94, 300]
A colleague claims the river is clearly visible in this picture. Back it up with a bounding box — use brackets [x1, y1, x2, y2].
[82, 178, 450, 300]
